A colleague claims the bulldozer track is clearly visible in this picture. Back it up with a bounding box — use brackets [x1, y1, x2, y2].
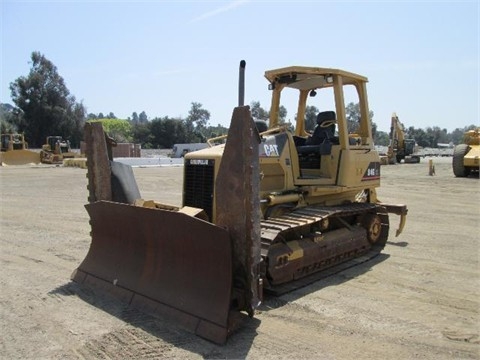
[260, 202, 378, 247]
[263, 248, 384, 296]
[260, 203, 389, 296]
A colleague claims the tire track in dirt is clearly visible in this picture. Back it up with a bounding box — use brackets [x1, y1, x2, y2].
[75, 327, 175, 359]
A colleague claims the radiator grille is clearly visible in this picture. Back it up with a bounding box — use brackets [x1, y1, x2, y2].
[183, 159, 215, 221]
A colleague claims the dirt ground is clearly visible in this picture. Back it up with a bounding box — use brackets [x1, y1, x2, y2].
[0, 157, 478, 359]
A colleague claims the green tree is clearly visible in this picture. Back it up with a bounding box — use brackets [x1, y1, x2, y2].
[148, 116, 188, 148]
[345, 102, 374, 134]
[89, 118, 132, 142]
[250, 101, 287, 125]
[9, 51, 86, 147]
[304, 105, 319, 131]
[374, 130, 389, 146]
[420, 126, 449, 147]
[450, 125, 477, 145]
[450, 128, 464, 145]
[409, 127, 429, 147]
[131, 112, 139, 123]
[186, 102, 210, 141]
[250, 101, 269, 121]
[0, 103, 17, 133]
[139, 111, 148, 123]
[205, 123, 228, 139]
[131, 122, 153, 148]
[278, 105, 288, 123]
[148, 118, 166, 148]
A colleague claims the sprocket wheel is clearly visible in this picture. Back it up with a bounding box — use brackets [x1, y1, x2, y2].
[362, 213, 382, 244]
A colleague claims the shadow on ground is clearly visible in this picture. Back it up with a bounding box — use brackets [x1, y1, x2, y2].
[260, 252, 390, 311]
[50, 251, 391, 358]
[50, 281, 259, 359]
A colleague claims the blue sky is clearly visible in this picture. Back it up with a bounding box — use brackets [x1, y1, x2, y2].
[1, 0, 478, 133]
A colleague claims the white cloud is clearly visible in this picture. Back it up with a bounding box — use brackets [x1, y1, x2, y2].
[190, 0, 250, 23]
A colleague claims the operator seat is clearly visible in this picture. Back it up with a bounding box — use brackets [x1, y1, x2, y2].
[255, 119, 268, 133]
[305, 111, 336, 145]
[297, 111, 336, 170]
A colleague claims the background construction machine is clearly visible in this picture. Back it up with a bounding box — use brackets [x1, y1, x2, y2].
[452, 128, 480, 177]
[72, 61, 407, 344]
[383, 113, 420, 164]
[40, 136, 77, 164]
[0, 133, 40, 166]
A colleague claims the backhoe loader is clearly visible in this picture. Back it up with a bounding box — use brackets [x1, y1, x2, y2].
[0, 133, 40, 166]
[72, 61, 407, 344]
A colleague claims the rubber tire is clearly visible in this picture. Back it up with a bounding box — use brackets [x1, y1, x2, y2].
[452, 144, 470, 177]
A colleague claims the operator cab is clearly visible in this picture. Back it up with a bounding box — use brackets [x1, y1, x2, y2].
[261, 66, 377, 190]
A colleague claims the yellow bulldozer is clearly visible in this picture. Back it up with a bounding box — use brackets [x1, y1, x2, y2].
[452, 128, 480, 177]
[0, 133, 40, 166]
[40, 136, 77, 164]
[71, 61, 408, 344]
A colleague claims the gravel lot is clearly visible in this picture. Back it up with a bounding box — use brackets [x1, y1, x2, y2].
[0, 156, 478, 359]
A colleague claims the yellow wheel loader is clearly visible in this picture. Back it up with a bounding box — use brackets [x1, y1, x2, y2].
[72, 61, 408, 344]
[452, 128, 480, 177]
[0, 133, 40, 166]
[40, 136, 77, 164]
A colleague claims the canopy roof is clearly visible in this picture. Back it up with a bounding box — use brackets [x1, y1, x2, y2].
[264, 66, 368, 90]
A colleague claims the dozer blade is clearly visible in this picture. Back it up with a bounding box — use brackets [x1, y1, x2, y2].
[72, 115, 260, 344]
[72, 201, 234, 343]
[73, 62, 263, 343]
[0, 150, 40, 166]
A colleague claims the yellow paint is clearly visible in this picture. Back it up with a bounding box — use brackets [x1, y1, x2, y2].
[286, 241, 304, 261]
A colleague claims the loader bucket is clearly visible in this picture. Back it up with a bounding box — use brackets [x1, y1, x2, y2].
[72, 200, 235, 343]
[0, 150, 41, 166]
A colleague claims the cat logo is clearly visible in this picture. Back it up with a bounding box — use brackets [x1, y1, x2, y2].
[264, 144, 280, 157]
